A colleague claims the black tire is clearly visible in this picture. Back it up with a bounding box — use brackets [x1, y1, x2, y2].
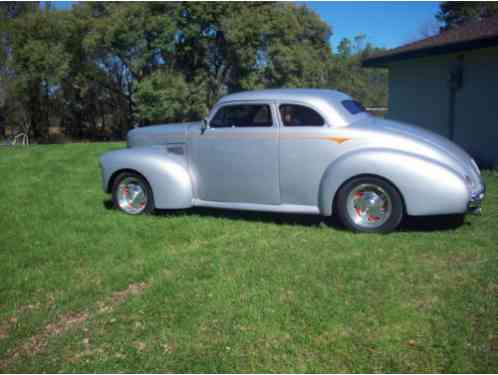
[336, 176, 404, 233]
[111, 171, 155, 215]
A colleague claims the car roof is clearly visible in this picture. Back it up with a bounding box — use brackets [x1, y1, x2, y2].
[213, 88, 359, 127]
[217, 88, 351, 105]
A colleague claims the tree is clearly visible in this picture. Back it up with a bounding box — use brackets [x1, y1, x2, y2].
[2, 7, 72, 139]
[135, 69, 209, 124]
[79, 2, 178, 135]
[437, 2, 498, 31]
[261, 3, 333, 89]
[0, 2, 388, 141]
[174, 2, 333, 108]
[0, 2, 40, 136]
[328, 35, 388, 107]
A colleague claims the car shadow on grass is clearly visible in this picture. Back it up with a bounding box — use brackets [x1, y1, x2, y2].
[103, 199, 469, 233]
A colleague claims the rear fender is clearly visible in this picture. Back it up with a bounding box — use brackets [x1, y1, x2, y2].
[100, 146, 193, 209]
[318, 148, 469, 216]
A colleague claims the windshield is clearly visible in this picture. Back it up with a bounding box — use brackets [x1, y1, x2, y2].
[342, 100, 366, 115]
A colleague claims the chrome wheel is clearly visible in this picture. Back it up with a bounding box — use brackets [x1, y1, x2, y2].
[346, 183, 392, 229]
[116, 177, 148, 214]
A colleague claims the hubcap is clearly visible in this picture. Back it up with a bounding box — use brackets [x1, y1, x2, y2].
[116, 177, 147, 214]
[346, 183, 392, 228]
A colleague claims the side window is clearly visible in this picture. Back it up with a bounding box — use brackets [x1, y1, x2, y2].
[342, 100, 366, 115]
[279, 104, 325, 127]
[210, 104, 273, 128]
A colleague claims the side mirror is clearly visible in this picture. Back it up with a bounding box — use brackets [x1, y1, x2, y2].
[201, 118, 209, 133]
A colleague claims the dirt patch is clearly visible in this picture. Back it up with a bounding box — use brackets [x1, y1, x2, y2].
[0, 325, 9, 340]
[45, 312, 89, 336]
[1, 281, 150, 370]
[95, 282, 150, 316]
[446, 254, 481, 266]
[0, 298, 55, 342]
[111, 282, 150, 304]
[0, 316, 18, 341]
[133, 341, 147, 352]
[414, 295, 440, 311]
[0, 312, 88, 369]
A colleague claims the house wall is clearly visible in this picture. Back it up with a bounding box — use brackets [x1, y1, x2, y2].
[386, 46, 498, 167]
[453, 47, 498, 167]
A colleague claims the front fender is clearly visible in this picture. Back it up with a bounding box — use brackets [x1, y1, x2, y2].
[100, 146, 193, 209]
[319, 148, 470, 216]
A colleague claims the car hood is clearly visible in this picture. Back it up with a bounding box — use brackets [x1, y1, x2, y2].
[350, 117, 481, 184]
[127, 122, 200, 147]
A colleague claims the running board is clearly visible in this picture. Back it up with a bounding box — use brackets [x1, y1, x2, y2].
[192, 199, 320, 215]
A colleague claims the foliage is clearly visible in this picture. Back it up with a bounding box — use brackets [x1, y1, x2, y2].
[0, 2, 388, 141]
[437, 2, 498, 31]
[0, 143, 497, 372]
[329, 35, 388, 107]
[135, 70, 209, 124]
[2, 8, 72, 138]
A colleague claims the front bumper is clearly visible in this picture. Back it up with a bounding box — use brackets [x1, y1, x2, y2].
[467, 184, 486, 214]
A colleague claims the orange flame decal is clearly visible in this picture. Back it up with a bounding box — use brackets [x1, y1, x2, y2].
[323, 136, 351, 144]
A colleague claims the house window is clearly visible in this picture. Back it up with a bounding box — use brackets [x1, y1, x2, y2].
[210, 104, 273, 128]
[279, 104, 325, 127]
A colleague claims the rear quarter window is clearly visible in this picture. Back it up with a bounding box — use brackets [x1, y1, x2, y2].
[342, 100, 366, 115]
[279, 104, 324, 127]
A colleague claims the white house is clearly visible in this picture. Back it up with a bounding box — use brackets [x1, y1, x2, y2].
[363, 16, 498, 168]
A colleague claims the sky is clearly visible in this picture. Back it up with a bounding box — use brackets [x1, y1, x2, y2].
[47, 1, 442, 51]
[306, 1, 441, 50]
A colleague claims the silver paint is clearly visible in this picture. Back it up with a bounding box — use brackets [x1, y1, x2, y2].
[99, 88, 485, 217]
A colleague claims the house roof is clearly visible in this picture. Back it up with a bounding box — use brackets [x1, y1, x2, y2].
[362, 16, 498, 67]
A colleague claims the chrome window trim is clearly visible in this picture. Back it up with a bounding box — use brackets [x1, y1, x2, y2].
[275, 99, 331, 128]
[278, 102, 326, 128]
[207, 100, 278, 129]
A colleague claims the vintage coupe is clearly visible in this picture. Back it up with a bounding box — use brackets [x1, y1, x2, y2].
[99, 89, 485, 233]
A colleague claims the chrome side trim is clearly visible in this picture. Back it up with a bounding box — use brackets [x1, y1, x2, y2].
[192, 199, 320, 214]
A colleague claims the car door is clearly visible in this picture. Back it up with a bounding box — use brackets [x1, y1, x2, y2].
[278, 102, 339, 207]
[192, 102, 280, 205]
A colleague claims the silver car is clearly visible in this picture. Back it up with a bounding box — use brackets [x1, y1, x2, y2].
[99, 89, 485, 233]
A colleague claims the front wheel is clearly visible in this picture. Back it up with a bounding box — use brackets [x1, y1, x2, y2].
[112, 172, 155, 215]
[336, 176, 404, 233]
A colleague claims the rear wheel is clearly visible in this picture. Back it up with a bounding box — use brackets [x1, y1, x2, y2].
[112, 172, 154, 215]
[336, 176, 404, 233]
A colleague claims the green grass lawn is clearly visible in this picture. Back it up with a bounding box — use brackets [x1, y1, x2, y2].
[0, 143, 497, 373]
